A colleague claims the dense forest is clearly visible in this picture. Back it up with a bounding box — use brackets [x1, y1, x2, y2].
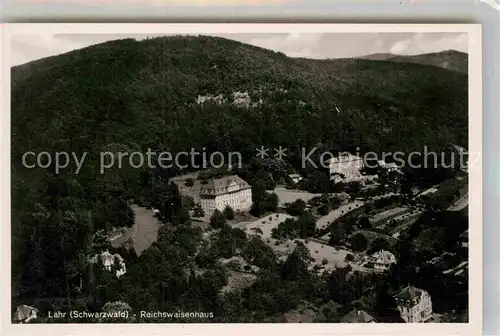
[10, 35, 468, 321]
[357, 50, 467, 73]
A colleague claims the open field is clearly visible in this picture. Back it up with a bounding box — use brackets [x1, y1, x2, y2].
[269, 187, 322, 207]
[233, 213, 296, 239]
[300, 239, 366, 272]
[110, 205, 162, 255]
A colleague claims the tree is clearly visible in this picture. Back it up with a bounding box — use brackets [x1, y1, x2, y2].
[350, 233, 368, 252]
[223, 205, 235, 220]
[281, 248, 310, 282]
[329, 224, 346, 245]
[264, 192, 279, 212]
[286, 199, 306, 216]
[250, 199, 265, 217]
[318, 202, 332, 216]
[296, 211, 316, 238]
[107, 197, 135, 229]
[210, 210, 227, 229]
[373, 280, 405, 322]
[368, 237, 391, 254]
[358, 216, 372, 230]
[192, 203, 205, 218]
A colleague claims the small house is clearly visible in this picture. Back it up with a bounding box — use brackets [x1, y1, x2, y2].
[372, 250, 397, 271]
[288, 174, 303, 184]
[13, 305, 38, 323]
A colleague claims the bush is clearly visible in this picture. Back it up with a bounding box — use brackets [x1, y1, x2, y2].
[184, 178, 194, 187]
[286, 199, 306, 216]
[344, 254, 354, 262]
[322, 258, 328, 265]
[358, 216, 372, 230]
[223, 205, 235, 220]
[350, 233, 369, 252]
[210, 210, 227, 229]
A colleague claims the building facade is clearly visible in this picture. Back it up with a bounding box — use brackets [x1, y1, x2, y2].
[90, 250, 127, 278]
[395, 285, 433, 323]
[372, 250, 397, 271]
[200, 175, 252, 215]
[328, 154, 364, 183]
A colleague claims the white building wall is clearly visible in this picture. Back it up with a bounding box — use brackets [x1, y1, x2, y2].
[397, 292, 433, 323]
[330, 158, 364, 182]
[201, 189, 252, 215]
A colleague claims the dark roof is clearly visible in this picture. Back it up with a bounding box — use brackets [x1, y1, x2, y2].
[200, 175, 251, 196]
[394, 285, 425, 305]
[341, 309, 376, 323]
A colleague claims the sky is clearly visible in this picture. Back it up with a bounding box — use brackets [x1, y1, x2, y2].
[10, 32, 468, 66]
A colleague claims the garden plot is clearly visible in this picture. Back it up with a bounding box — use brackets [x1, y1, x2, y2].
[316, 200, 365, 230]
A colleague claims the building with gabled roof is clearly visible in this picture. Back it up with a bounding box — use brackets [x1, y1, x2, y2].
[288, 173, 303, 184]
[341, 309, 376, 323]
[13, 305, 38, 323]
[372, 250, 397, 271]
[90, 250, 127, 278]
[394, 285, 433, 323]
[199, 175, 252, 215]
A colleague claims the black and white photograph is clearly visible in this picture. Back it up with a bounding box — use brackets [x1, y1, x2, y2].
[3, 24, 482, 335]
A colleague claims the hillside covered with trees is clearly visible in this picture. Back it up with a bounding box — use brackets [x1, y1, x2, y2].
[10, 35, 468, 321]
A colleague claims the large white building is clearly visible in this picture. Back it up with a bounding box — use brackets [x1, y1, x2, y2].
[394, 285, 433, 323]
[328, 153, 364, 183]
[200, 175, 252, 215]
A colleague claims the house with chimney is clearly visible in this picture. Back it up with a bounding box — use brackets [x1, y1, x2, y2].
[394, 285, 433, 323]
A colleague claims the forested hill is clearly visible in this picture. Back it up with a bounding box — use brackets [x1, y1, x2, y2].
[389, 50, 468, 74]
[12, 36, 467, 159]
[11, 35, 468, 303]
[358, 50, 468, 73]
